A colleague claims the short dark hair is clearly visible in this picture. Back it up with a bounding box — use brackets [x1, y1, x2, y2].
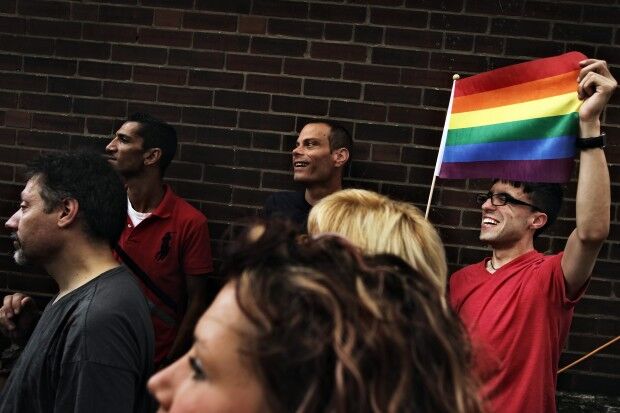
[26, 151, 126, 244]
[128, 112, 177, 174]
[495, 179, 563, 238]
[220, 221, 483, 413]
[308, 119, 353, 154]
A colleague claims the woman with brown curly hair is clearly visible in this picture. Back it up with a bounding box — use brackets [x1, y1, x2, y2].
[148, 222, 483, 413]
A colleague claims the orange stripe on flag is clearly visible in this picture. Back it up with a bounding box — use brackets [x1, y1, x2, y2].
[452, 70, 579, 114]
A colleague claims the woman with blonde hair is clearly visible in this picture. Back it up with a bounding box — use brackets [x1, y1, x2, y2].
[308, 189, 448, 294]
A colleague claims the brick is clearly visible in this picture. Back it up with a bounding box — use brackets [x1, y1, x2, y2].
[594, 46, 619, 65]
[169, 49, 224, 69]
[423, 88, 451, 107]
[5, 111, 31, 128]
[16, 131, 70, 150]
[325, 24, 353, 41]
[351, 161, 407, 182]
[311, 42, 366, 62]
[182, 107, 237, 127]
[365, 85, 421, 105]
[370, 8, 427, 27]
[49, 77, 102, 97]
[138, 28, 192, 47]
[182, 12, 237, 32]
[554, 23, 613, 44]
[388, 106, 445, 127]
[215, 91, 270, 111]
[262, 172, 299, 190]
[128, 102, 182, 123]
[523, 1, 581, 21]
[385, 28, 443, 48]
[0, 92, 18, 108]
[330, 100, 386, 122]
[193, 127, 251, 146]
[474, 36, 505, 54]
[86, 118, 114, 135]
[204, 165, 260, 187]
[0, 15, 26, 34]
[355, 123, 412, 144]
[268, 18, 322, 39]
[202, 202, 257, 222]
[0, 73, 46, 92]
[111, 45, 167, 64]
[310, 3, 366, 23]
[236, 149, 290, 170]
[506, 39, 565, 58]
[354, 26, 383, 44]
[239, 112, 295, 132]
[194, 33, 249, 52]
[74, 98, 126, 117]
[180, 144, 235, 166]
[0, 0, 15, 13]
[465, 1, 521, 15]
[252, 0, 308, 18]
[439, 226, 480, 246]
[195, 0, 251, 14]
[103, 82, 157, 101]
[252, 132, 281, 150]
[27, 18, 80, 38]
[18, 1, 69, 19]
[32, 114, 84, 133]
[0, 34, 54, 55]
[158, 86, 212, 106]
[20, 93, 71, 113]
[343, 63, 399, 83]
[272, 96, 328, 116]
[232, 188, 272, 206]
[304, 79, 360, 99]
[371, 144, 400, 162]
[56, 40, 110, 60]
[431, 13, 488, 33]
[284, 58, 341, 78]
[491, 18, 550, 39]
[226, 54, 282, 74]
[251, 37, 307, 57]
[401, 145, 439, 166]
[383, 182, 428, 204]
[99, 5, 153, 25]
[79, 61, 132, 80]
[405, 0, 463, 12]
[584, 5, 620, 25]
[71, 3, 99, 21]
[142, 0, 193, 7]
[246, 74, 301, 94]
[446, 33, 473, 51]
[430, 52, 487, 72]
[23, 57, 76, 76]
[238, 16, 266, 34]
[84, 23, 137, 43]
[372, 47, 429, 68]
[189, 70, 243, 89]
[134, 66, 187, 86]
[171, 180, 231, 204]
[165, 161, 202, 181]
[153, 9, 182, 27]
[0, 54, 21, 71]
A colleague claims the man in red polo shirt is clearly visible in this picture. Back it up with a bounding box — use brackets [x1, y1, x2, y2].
[106, 113, 214, 368]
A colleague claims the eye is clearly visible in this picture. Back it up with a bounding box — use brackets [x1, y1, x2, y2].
[189, 356, 206, 381]
[496, 193, 508, 203]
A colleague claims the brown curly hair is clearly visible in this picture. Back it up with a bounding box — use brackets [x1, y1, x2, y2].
[220, 221, 483, 413]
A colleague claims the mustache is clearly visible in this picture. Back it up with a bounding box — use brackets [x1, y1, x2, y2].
[10, 233, 20, 245]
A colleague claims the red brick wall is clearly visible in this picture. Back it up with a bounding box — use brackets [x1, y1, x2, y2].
[0, 0, 618, 395]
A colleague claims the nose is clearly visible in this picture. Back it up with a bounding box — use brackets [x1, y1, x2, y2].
[105, 137, 117, 153]
[292, 144, 303, 157]
[5, 210, 21, 231]
[147, 353, 190, 411]
[481, 197, 495, 211]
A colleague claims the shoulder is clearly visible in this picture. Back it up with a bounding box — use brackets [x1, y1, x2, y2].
[265, 191, 306, 208]
[165, 188, 208, 224]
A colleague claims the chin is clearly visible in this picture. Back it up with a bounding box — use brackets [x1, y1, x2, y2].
[13, 250, 28, 266]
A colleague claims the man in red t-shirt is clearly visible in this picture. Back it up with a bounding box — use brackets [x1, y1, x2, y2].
[450, 60, 615, 412]
[106, 113, 215, 368]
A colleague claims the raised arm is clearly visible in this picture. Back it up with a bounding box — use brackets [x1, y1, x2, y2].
[562, 59, 617, 299]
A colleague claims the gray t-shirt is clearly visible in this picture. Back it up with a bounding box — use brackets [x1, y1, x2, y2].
[0, 266, 154, 413]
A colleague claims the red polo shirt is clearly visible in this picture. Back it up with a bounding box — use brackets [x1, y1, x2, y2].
[117, 185, 213, 365]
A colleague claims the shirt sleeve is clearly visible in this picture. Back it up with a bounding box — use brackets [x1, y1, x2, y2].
[181, 216, 213, 275]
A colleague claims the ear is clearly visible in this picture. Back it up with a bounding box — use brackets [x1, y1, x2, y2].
[143, 148, 162, 168]
[57, 198, 79, 229]
[332, 148, 349, 168]
[530, 211, 548, 231]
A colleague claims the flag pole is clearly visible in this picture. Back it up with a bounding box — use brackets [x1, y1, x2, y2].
[425, 74, 460, 220]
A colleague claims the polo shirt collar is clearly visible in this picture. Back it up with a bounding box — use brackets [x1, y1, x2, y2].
[150, 184, 175, 219]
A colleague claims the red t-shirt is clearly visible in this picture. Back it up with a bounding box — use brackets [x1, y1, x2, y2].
[450, 251, 583, 413]
[117, 185, 213, 365]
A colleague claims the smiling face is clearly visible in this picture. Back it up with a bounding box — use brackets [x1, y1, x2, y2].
[479, 181, 543, 248]
[292, 123, 343, 185]
[105, 121, 148, 178]
[148, 282, 267, 413]
[4, 177, 60, 266]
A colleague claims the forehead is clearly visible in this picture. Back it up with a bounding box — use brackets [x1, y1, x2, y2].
[116, 121, 144, 140]
[297, 123, 331, 142]
[490, 181, 528, 198]
[22, 177, 43, 200]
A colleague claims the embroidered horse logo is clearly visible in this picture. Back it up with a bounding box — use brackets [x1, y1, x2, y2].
[155, 232, 173, 261]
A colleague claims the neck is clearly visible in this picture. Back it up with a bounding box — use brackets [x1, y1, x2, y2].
[45, 238, 119, 301]
[488, 239, 536, 271]
[304, 179, 342, 206]
[125, 174, 165, 213]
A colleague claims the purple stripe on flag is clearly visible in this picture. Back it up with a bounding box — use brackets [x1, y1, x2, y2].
[438, 158, 574, 183]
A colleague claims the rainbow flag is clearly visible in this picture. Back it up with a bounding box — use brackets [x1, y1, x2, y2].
[434, 52, 585, 183]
